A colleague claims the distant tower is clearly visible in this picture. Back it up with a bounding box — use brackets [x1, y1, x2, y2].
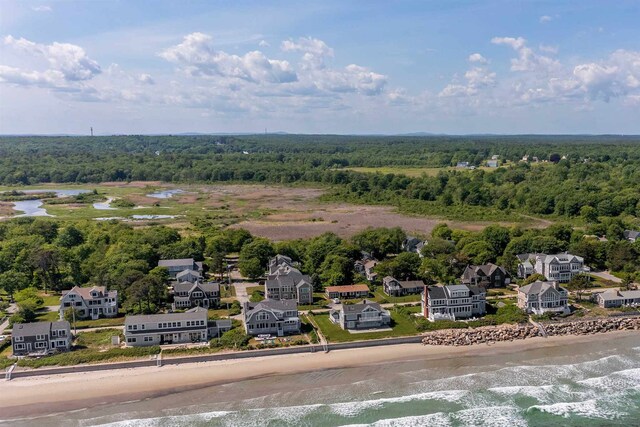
[90, 127, 94, 136]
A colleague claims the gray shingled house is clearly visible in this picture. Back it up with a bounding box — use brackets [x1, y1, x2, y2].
[12, 321, 72, 356]
[124, 307, 209, 346]
[59, 285, 119, 320]
[158, 258, 204, 279]
[517, 281, 569, 314]
[265, 255, 313, 304]
[329, 300, 391, 330]
[243, 300, 300, 336]
[172, 281, 220, 310]
[382, 276, 424, 297]
[460, 263, 511, 288]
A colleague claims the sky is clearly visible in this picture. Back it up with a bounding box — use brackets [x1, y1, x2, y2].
[0, 0, 639, 135]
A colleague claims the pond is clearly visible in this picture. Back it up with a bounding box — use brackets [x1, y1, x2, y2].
[93, 197, 116, 210]
[8, 189, 91, 217]
[146, 189, 185, 199]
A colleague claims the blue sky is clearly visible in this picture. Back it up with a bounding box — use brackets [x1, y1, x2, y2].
[1, 0, 639, 134]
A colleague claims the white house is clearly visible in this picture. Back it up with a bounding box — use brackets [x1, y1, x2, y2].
[422, 284, 486, 321]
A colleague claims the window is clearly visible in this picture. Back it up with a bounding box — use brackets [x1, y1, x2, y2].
[15, 344, 25, 350]
[35, 342, 47, 349]
[143, 336, 153, 342]
[127, 337, 137, 343]
[14, 336, 24, 342]
[36, 334, 46, 341]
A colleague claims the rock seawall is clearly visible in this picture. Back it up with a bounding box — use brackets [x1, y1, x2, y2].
[421, 317, 640, 346]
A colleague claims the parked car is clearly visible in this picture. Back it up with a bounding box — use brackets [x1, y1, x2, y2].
[333, 298, 341, 304]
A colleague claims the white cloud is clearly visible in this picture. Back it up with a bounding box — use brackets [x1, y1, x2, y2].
[258, 40, 270, 47]
[160, 32, 297, 84]
[468, 53, 488, 64]
[4, 35, 101, 81]
[539, 15, 553, 23]
[138, 73, 155, 85]
[491, 36, 559, 73]
[31, 5, 52, 12]
[539, 44, 559, 54]
[281, 36, 334, 69]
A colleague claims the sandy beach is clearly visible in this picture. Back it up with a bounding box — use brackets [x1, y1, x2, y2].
[1, 330, 637, 421]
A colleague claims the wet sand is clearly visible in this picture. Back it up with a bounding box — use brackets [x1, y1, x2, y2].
[1, 330, 637, 421]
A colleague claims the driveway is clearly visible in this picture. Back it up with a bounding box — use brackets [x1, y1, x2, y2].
[231, 282, 258, 305]
[0, 303, 17, 335]
[590, 270, 622, 284]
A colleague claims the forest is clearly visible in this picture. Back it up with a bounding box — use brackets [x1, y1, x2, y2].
[1, 134, 639, 222]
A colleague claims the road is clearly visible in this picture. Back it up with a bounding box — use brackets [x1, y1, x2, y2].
[0, 303, 17, 335]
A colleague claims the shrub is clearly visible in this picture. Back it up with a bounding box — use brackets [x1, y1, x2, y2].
[17, 346, 160, 368]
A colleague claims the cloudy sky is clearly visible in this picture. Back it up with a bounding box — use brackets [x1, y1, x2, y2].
[1, 0, 639, 135]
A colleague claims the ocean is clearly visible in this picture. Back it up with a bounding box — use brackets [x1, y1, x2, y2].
[6, 334, 640, 427]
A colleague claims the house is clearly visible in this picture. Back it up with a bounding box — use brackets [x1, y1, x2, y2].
[486, 160, 499, 168]
[422, 284, 486, 321]
[402, 236, 422, 253]
[124, 307, 208, 347]
[172, 281, 220, 310]
[517, 281, 569, 314]
[268, 254, 294, 273]
[158, 258, 204, 279]
[59, 286, 118, 320]
[517, 253, 588, 282]
[12, 321, 72, 357]
[461, 263, 511, 288]
[265, 255, 313, 304]
[175, 269, 202, 284]
[456, 162, 470, 168]
[382, 276, 424, 297]
[325, 284, 370, 300]
[491, 155, 500, 160]
[364, 260, 379, 281]
[593, 289, 640, 308]
[208, 319, 233, 339]
[329, 300, 391, 330]
[243, 300, 300, 336]
[624, 230, 640, 242]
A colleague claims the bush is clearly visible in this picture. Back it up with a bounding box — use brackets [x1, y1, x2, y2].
[249, 290, 265, 303]
[210, 328, 250, 350]
[17, 346, 160, 368]
[228, 300, 242, 316]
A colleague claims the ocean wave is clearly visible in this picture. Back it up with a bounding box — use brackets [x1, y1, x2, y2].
[340, 412, 453, 427]
[528, 399, 622, 420]
[91, 411, 231, 427]
[329, 390, 468, 417]
[578, 367, 640, 391]
[451, 405, 528, 427]
[486, 384, 557, 401]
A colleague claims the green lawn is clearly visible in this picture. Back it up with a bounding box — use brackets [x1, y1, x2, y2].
[35, 310, 60, 322]
[220, 285, 236, 298]
[246, 285, 264, 294]
[74, 316, 125, 329]
[74, 328, 122, 350]
[39, 293, 61, 306]
[208, 308, 232, 318]
[298, 295, 331, 311]
[311, 307, 421, 343]
[372, 289, 422, 304]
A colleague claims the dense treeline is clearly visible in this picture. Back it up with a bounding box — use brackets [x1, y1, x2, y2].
[1, 134, 639, 221]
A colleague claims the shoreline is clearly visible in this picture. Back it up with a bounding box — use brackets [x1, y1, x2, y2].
[1, 329, 637, 420]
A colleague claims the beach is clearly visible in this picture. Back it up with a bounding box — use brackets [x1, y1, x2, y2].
[1, 330, 638, 426]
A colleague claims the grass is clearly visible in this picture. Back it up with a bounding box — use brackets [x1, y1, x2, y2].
[208, 308, 232, 318]
[220, 285, 236, 298]
[39, 293, 61, 306]
[246, 285, 264, 294]
[74, 328, 122, 350]
[311, 306, 421, 343]
[298, 296, 331, 310]
[35, 310, 60, 322]
[74, 316, 125, 329]
[372, 289, 422, 304]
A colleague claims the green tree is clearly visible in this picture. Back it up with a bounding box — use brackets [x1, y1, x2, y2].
[566, 273, 593, 301]
[318, 254, 353, 286]
[0, 271, 31, 299]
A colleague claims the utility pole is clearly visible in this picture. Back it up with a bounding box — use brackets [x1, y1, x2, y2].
[90, 127, 94, 137]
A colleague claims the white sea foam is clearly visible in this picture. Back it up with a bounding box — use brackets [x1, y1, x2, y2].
[329, 390, 468, 417]
[451, 405, 528, 427]
[341, 412, 453, 427]
[486, 384, 557, 401]
[91, 411, 232, 427]
[528, 399, 622, 420]
[578, 367, 640, 391]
